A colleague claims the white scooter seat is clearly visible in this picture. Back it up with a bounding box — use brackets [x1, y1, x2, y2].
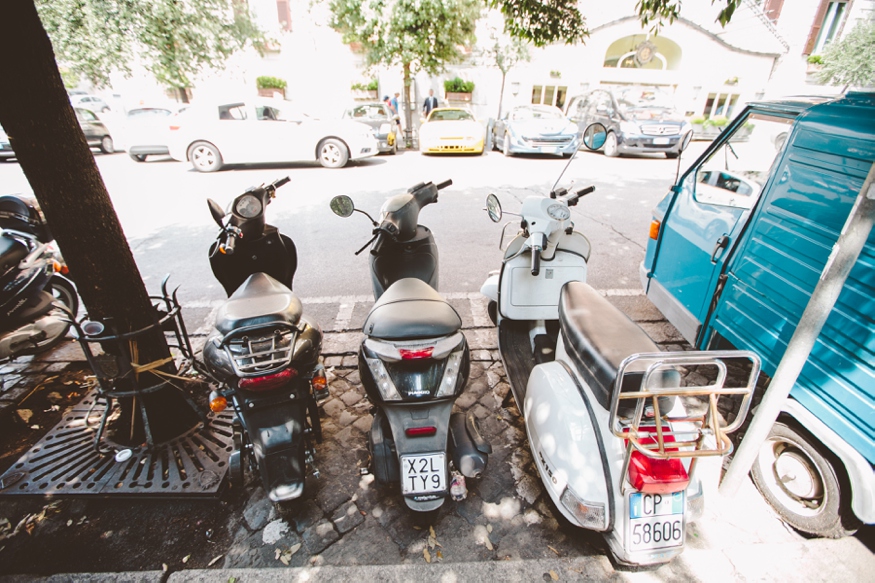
[363, 277, 462, 340]
[215, 272, 303, 335]
[559, 281, 679, 415]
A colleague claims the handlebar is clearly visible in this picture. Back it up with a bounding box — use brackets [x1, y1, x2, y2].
[219, 233, 237, 255]
[436, 179, 452, 190]
[565, 185, 595, 207]
[272, 176, 291, 189]
[531, 249, 540, 276]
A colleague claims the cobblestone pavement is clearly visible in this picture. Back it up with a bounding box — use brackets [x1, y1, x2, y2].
[1, 292, 871, 580]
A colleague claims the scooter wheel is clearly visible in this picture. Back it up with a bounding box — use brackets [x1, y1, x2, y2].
[228, 419, 247, 493]
[487, 300, 497, 326]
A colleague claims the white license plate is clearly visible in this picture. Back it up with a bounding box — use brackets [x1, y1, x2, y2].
[628, 492, 685, 552]
[400, 453, 446, 495]
[653, 137, 670, 145]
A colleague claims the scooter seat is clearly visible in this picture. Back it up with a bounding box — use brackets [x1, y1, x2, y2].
[559, 281, 679, 415]
[363, 277, 462, 340]
[0, 235, 28, 275]
[215, 272, 302, 335]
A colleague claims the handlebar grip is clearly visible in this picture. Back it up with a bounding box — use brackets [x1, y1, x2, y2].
[436, 179, 452, 190]
[531, 250, 540, 276]
[575, 185, 595, 197]
[371, 231, 386, 255]
[219, 233, 237, 255]
[273, 176, 291, 189]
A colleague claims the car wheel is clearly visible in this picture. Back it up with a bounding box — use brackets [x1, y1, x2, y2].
[101, 106, 111, 113]
[751, 422, 859, 538]
[666, 152, 680, 159]
[603, 132, 619, 157]
[129, 153, 147, 162]
[318, 138, 349, 168]
[188, 141, 223, 172]
[502, 133, 512, 157]
[99, 136, 114, 154]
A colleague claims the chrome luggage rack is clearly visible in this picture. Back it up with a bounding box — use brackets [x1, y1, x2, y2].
[220, 322, 296, 377]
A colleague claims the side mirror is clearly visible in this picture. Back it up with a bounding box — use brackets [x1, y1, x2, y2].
[681, 130, 693, 152]
[486, 194, 502, 223]
[330, 195, 355, 218]
[207, 199, 225, 227]
[582, 123, 607, 151]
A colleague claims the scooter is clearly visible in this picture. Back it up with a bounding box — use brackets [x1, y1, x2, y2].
[0, 195, 78, 362]
[330, 180, 491, 513]
[480, 124, 761, 566]
[201, 177, 326, 510]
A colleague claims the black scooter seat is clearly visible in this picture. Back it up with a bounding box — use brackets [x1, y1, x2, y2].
[215, 273, 302, 335]
[363, 278, 462, 340]
[559, 281, 679, 414]
[0, 235, 28, 276]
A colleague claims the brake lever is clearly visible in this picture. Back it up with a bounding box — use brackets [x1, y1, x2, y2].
[355, 233, 378, 256]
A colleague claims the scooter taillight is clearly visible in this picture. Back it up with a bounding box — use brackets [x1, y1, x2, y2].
[626, 430, 689, 494]
[405, 426, 437, 437]
[239, 368, 297, 391]
[399, 347, 434, 360]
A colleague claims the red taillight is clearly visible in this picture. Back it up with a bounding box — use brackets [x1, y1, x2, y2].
[238, 368, 297, 391]
[169, 125, 180, 131]
[399, 347, 434, 360]
[626, 429, 689, 494]
[405, 426, 437, 437]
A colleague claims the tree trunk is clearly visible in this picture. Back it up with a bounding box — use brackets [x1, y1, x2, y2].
[0, 0, 198, 446]
[402, 62, 413, 148]
[497, 71, 507, 120]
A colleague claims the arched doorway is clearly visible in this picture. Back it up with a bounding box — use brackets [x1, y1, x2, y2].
[603, 35, 682, 70]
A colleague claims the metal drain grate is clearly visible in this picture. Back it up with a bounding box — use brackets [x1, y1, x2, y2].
[0, 390, 236, 497]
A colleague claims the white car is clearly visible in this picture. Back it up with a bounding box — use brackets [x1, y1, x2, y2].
[125, 105, 187, 162]
[167, 99, 379, 171]
[70, 94, 111, 113]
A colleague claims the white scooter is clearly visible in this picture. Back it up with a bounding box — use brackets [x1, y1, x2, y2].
[480, 124, 761, 567]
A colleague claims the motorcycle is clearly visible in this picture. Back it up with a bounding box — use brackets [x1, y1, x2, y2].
[330, 179, 491, 513]
[480, 124, 761, 566]
[0, 195, 78, 362]
[201, 177, 326, 509]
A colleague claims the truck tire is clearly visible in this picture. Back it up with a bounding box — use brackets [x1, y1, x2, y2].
[750, 422, 859, 538]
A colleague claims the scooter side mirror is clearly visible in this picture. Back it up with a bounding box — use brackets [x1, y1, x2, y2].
[582, 123, 607, 151]
[330, 195, 355, 218]
[486, 193, 502, 222]
[680, 130, 693, 152]
[207, 199, 225, 227]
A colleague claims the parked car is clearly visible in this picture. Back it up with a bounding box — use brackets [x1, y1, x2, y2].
[566, 86, 691, 158]
[342, 102, 396, 154]
[167, 98, 378, 172]
[74, 108, 115, 154]
[0, 126, 14, 161]
[125, 105, 187, 162]
[419, 107, 485, 154]
[70, 94, 111, 113]
[491, 104, 580, 157]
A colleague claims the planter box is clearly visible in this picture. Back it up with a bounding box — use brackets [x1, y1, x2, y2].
[352, 90, 378, 101]
[257, 88, 285, 99]
[807, 63, 823, 75]
[446, 92, 472, 103]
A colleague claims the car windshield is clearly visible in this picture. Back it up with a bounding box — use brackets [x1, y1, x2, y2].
[510, 106, 563, 121]
[615, 87, 681, 121]
[430, 109, 473, 122]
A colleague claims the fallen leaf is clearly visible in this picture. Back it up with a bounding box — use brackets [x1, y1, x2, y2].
[423, 548, 431, 563]
[547, 545, 560, 556]
[275, 548, 282, 560]
[289, 543, 302, 556]
[428, 535, 436, 549]
[429, 526, 436, 539]
[549, 569, 559, 580]
[162, 564, 168, 572]
[228, 578, 237, 583]
[30, 425, 40, 430]
[486, 524, 493, 533]
[182, 554, 191, 564]
[66, 520, 72, 527]
[16, 410, 32, 424]
[436, 549, 443, 560]
[484, 537, 493, 551]
[279, 554, 290, 566]
[208, 554, 223, 567]
[46, 392, 64, 403]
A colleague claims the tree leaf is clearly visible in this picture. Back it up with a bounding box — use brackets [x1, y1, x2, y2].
[182, 554, 191, 564]
[549, 570, 559, 580]
[484, 537, 493, 551]
[289, 543, 302, 556]
[423, 548, 431, 563]
[16, 409, 32, 423]
[208, 554, 223, 567]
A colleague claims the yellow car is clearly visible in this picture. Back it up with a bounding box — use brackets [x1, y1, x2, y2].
[419, 108, 485, 154]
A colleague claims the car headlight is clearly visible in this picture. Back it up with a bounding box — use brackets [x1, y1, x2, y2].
[620, 121, 640, 135]
[379, 123, 392, 134]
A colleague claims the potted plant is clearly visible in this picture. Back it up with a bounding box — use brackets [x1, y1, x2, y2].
[806, 54, 824, 74]
[256, 76, 287, 98]
[351, 79, 379, 100]
[444, 77, 474, 102]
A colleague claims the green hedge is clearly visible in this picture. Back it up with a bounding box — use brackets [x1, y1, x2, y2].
[444, 77, 475, 93]
[256, 76, 287, 90]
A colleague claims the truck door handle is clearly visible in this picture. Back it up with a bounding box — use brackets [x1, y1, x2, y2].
[711, 235, 729, 263]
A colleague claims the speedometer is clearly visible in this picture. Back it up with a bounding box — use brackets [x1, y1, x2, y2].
[547, 203, 570, 220]
[235, 194, 262, 218]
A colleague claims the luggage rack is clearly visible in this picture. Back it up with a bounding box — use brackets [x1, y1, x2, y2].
[609, 351, 761, 488]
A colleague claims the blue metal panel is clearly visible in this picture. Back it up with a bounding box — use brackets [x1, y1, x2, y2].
[710, 93, 875, 463]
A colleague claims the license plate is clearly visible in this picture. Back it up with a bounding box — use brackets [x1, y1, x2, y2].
[628, 492, 685, 552]
[400, 453, 446, 495]
[653, 137, 670, 145]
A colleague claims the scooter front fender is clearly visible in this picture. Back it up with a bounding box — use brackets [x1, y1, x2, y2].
[525, 361, 613, 532]
[480, 272, 499, 303]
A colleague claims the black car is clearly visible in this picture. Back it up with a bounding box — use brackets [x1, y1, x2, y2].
[565, 87, 691, 158]
[342, 102, 396, 154]
[74, 108, 115, 154]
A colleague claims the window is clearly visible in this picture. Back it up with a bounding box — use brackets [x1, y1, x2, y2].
[804, 0, 848, 55]
[531, 85, 568, 109]
[702, 93, 740, 119]
[693, 113, 794, 209]
[218, 104, 247, 120]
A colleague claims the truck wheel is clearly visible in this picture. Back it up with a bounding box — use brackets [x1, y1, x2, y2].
[750, 422, 859, 538]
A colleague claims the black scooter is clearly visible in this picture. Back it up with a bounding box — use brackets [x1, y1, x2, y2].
[0, 195, 78, 362]
[201, 177, 325, 509]
[330, 180, 491, 513]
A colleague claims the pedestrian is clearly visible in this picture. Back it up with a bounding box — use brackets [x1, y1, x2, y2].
[423, 88, 438, 117]
[391, 92, 402, 132]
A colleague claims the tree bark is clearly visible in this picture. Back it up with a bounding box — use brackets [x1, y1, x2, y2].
[0, 0, 198, 446]
[403, 62, 414, 148]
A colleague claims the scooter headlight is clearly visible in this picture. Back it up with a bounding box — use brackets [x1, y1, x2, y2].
[364, 356, 402, 400]
[561, 485, 607, 530]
